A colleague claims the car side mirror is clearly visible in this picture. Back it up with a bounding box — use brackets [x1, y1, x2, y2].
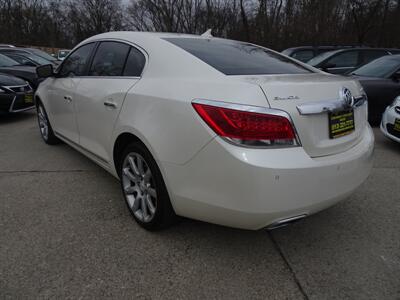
[36, 64, 54, 78]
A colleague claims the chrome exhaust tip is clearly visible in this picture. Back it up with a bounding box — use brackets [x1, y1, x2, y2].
[266, 214, 307, 230]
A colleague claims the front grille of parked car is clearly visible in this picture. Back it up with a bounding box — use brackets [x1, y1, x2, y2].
[0, 96, 14, 111]
[386, 123, 400, 138]
[11, 95, 34, 111]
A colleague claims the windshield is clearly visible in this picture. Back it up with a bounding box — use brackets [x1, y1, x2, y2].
[164, 38, 312, 75]
[307, 51, 337, 66]
[352, 55, 400, 78]
[23, 53, 53, 65]
[1, 49, 53, 65]
[0, 53, 20, 67]
[28, 48, 57, 61]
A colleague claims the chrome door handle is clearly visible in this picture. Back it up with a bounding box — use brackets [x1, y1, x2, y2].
[64, 95, 72, 102]
[104, 101, 117, 109]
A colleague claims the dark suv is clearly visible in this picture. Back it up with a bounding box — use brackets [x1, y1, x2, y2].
[307, 48, 400, 74]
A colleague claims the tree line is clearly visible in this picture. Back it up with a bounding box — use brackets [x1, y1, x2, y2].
[0, 0, 399, 51]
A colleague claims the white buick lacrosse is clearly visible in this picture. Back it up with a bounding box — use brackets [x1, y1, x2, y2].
[35, 32, 374, 230]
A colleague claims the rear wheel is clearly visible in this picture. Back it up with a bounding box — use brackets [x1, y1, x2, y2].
[120, 142, 176, 230]
[37, 103, 60, 145]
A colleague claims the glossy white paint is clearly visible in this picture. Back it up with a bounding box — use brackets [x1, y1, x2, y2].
[36, 32, 374, 229]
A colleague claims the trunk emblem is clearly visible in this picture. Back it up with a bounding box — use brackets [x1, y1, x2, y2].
[273, 95, 299, 101]
[340, 87, 354, 108]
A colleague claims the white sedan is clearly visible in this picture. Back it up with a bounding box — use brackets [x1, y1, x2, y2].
[381, 96, 400, 143]
[34, 32, 374, 230]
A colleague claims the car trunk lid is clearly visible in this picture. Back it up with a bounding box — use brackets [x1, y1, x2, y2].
[233, 73, 368, 157]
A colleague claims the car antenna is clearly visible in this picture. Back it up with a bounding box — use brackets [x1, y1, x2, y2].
[201, 29, 213, 38]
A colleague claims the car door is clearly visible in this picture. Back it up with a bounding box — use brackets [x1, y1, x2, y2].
[45, 43, 96, 144]
[74, 41, 146, 163]
[322, 50, 360, 74]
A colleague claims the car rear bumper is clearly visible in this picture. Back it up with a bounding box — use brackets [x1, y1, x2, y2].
[162, 125, 374, 230]
[380, 107, 400, 143]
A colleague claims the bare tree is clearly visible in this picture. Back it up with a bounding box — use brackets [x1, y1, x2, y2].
[1, 0, 400, 49]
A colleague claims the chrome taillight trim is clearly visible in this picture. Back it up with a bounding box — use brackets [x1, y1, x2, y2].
[192, 99, 301, 148]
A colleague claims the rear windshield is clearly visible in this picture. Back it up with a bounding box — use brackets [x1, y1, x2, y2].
[164, 38, 312, 75]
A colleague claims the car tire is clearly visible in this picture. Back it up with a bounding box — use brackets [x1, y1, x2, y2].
[120, 142, 177, 230]
[37, 102, 60, 145]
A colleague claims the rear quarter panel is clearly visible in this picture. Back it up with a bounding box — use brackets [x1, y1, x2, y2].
[111, 77, 269, 168]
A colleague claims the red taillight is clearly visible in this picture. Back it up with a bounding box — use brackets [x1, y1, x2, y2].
[192, 101, 298, 147]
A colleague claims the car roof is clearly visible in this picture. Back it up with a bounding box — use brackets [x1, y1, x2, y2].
[312, 47, 399, 61]
[284, 46, 350, 51]
[327, 47, 397, 54]
[81, 31, 228, 79]
[82, 31, 208, 44]
[0, 47, 30, 52]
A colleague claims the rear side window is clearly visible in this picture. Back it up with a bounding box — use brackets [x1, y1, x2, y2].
[123, 47, 146, 76]
[59, 43, 95, 77]
[89, 42, 130, 76]
[164, 38, 312, 75]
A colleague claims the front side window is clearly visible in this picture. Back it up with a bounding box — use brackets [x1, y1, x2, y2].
[164, 38, 312, 75]
[362, 50, 388, 63]
[307, 50, 336, 66]
[327, 51, 359, 68]
[89, 42, 130, 76]
[59, 43, 95, 77]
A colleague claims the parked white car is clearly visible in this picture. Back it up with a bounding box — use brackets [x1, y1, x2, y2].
[34, 32, 374, 230]
[381, 96, 400, 143]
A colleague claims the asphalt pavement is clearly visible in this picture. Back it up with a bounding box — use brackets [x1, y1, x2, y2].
[1, 111, 399, 299]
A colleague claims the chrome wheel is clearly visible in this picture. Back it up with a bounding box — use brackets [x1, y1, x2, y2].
[37, 105, 49, 141]
[122, 152, 157, 223]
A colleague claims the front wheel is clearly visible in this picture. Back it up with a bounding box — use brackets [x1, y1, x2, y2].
[37, 103, 60, 145]
[120, 142, 177, 230]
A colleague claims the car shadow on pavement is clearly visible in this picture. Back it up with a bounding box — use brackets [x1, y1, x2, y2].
[381, 137, 400, 151]
[0, 111, 35, 124]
